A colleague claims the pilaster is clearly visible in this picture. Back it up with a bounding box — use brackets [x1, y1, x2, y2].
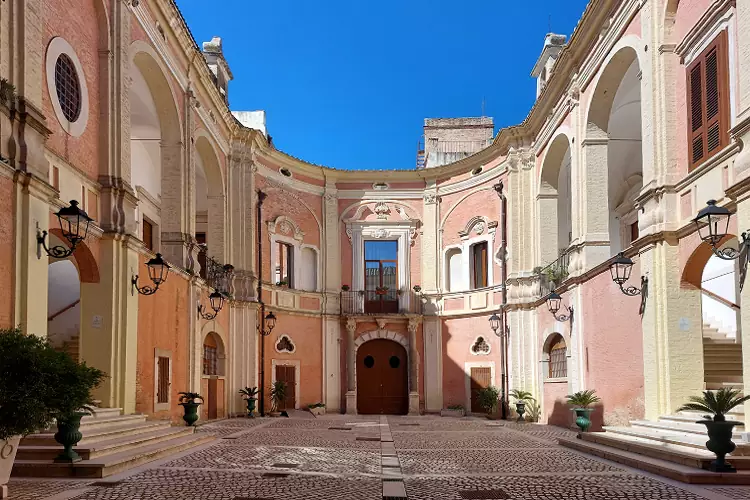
[345, 317, 357, 414]
[422, 316, 442, 412]
[407, 317, 421, 415]
[421, 184, 439, 293]
[578, 135, 611, 272]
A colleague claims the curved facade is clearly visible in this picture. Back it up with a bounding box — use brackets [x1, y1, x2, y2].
[2, 0, 750, 427]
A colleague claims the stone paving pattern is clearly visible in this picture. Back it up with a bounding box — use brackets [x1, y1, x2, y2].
[8, 414, 750, 499]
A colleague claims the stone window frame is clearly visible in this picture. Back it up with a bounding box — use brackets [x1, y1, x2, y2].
[469, 335, 492, 356]
[153, 348, 172, 412]
[45, 37, 90, 137]
[463, 361, 495, 412]
[274, 334, 296, 354]
[268, 216, 321, 291]
[542, 332, 569, 383]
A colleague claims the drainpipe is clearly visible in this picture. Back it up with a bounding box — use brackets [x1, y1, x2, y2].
[257, 189, 267, 416]
[494, 181, 509, 419]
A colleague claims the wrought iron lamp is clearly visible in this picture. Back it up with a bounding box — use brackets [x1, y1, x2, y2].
[546, 290, 573, 325]
[693, 200, 750, 288]
[198, 258, 234, 319]
[260, 311, 277, 336]
[198, 290, 227, 320]
[132, 253, 171, 296]
[37, 200, 92, 259]
[609, 253, 648, 311]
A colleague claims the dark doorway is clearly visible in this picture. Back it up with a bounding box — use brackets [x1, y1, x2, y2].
[364, 240, 398, 313]
[275, 365, 296, 410]
[357, 339, 408, 414]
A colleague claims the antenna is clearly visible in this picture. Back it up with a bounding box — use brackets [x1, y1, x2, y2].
[481, 97, 486, 117]
[548, 14, 552, 33]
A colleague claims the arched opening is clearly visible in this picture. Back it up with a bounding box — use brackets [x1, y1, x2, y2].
[194, 135, 226, 279]
[299, 247, 318, 291]
[543, 333, 568, 380]
[445, 247, 464, 292]
[129, 46, 185, 266]
[681, 238, 742, 391]
[539, 134, 573, 266]
[47, 259, 81, 359]
[202, 331, 227, 420]
[356, 339, 408, 415]
[585, 46, 643, 258]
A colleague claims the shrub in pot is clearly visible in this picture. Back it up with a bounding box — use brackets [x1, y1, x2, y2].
[269, 381, 287, 417]
[238, 387, 259, 417]
[307, 402, 325, 416]
[510, 390, 535, 423]
[566, 389, 600, 432]
[678, 388, 750, 473]
[477, 386, 501, 419]
[178, 392, 204, 426]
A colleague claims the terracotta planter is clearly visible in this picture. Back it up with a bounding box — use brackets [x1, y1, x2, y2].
[0, 436, 21, 498]
[699, 419, 741, 473]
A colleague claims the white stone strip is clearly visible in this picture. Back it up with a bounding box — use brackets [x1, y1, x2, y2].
[380, 416, 407, 499]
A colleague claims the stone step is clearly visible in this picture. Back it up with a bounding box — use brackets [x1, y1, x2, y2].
[704, 359, 743, 367]
[704, 354, 743, 362]
[559, 436, 750, 483]
[21, 420, 173, 446]
[705, 368, 744, 377]
[80, 408, 123, 421]
[603, 425, 720, 450]
[630, 419, 744, 439]
[704, 341, 742, 347]
[663, 413, 745, 426]
[11, 433, 214, 479]
[75, 414, 148, 431]
[16, 426, 193, 461]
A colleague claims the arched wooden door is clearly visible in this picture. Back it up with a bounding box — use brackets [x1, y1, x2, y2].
[357, 339, 408, 414]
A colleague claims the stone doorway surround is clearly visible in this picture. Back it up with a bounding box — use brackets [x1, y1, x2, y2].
[344, 316, 422, 415]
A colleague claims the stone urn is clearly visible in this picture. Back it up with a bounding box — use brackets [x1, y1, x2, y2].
[0, 436, 21, 498]
[515, 401, 527, 422]
[573, 408, 593, 432]
[245, 398, 257, 418]
[180, 402, 201, 426]
[699, 419, 740, 472]
[54, 412, 86, 462]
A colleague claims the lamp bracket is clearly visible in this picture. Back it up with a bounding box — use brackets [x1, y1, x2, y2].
[37, 230, 77, 259]
[552, 305, 574, 326]
[131, 275, 161, 296]
[198, 304, 218, 321]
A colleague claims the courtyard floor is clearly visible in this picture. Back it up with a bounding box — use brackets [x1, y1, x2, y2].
[8, 414, 750, 500]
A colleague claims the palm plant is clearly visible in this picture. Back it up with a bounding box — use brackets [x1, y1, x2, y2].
[476, 386, 501, 414]
[678, 388, 750, 422]
[566, 390, 601, 408]
[509, 389, 534, 402]
[238, 387, 259, 400]
[270, 381, 287, 412]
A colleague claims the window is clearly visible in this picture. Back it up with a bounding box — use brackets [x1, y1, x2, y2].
[630, 221, 639, 244]
[143, 219, 154, 251]
[446, 248, 464, 292]
[55, 54, 82, 123]
[547, 334, 567, 379]
[687, 30, 730, 170]
[203, 339, 218, 376]
[471, 241, 488, 289]
[156, 356, 170, 404]
[276, 241, 294, 287]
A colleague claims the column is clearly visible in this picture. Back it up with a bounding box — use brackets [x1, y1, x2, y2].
[578, 133, 611, 272]
[408, 317, 420, 415]
[421, 186, 439, 293]
[323, 185, 343, 410]
[422, 316, 442, 412]
[345, 317, 357, 414]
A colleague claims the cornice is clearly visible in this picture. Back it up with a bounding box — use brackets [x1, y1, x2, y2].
[674, 0, 735, 62]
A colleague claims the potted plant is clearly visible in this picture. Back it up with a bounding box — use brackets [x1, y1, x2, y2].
[341, 285, 350, 291]
[510, 389, 534, 423]
[544, 265, 569, 286]
[413, 285, 422, 294]
[276, 280, 288, 287]
[269, 381, 287, 417]
[375, 286, 389, 296]
[238, 387, 259, 417]
[678, 388, 750, 473]
[178, 392, 204, 426]
[477, 386, 501, 419]
[307, 402, 326, 416]
[440, 404, 465, 418]
[566, 389, 601, 432]
[526, 399, 542, 423]
[0, 328, 106, 489]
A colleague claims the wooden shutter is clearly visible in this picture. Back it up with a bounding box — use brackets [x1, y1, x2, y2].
[142, 219, 153, 251]
[687, 30, 729, 170]
[472, 242, 488, 288]
[470, 367, 492, 413]
[157, 356, 170, 404]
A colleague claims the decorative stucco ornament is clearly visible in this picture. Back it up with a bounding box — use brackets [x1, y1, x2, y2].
[374, 202, 390, 220]
[475, 221, 485, 235]
[373, 228, 388, 239]
[471, 336, 491, 355]
[279, 221, 293, 235]
[275, 335, 296, 353]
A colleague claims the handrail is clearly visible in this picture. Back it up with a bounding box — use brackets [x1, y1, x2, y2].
[701, 288, 740, 311]
[48, 299, 81, 322]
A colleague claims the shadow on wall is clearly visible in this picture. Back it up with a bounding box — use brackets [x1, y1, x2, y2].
[548, 400, 605, 432]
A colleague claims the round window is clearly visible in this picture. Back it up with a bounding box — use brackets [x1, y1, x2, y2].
[280, 168, 292, 177]
[54, 54, 82, 123]
[389, 356, 400, 369]
[364, 355, 375, 368]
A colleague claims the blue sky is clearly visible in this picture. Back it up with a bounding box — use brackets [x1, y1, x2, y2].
[175, 0, 590, 170]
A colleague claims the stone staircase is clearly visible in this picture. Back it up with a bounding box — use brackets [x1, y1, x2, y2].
[12, 408, 213, 478]
[704, 336, 743, 390]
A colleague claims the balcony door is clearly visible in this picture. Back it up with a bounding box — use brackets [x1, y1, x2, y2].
[364, 240, 398, 313]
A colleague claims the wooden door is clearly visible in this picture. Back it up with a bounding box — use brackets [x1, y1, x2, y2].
[207, 378, 218, 420]
[470, 367, 491, 413]
[357, 339, 408, 415]
[275, 365, 296, 410]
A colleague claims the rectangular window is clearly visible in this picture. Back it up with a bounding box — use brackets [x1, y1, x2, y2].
[156, 356, 170, 404]
[630, 221, 639, 244]
[276, 242, 294, 287]
[687, 30, 729, 170]
[143, 219, 154, 251]
[471, 241, 488, 289]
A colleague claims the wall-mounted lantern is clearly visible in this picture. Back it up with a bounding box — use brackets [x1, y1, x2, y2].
[546, 290, 573, 326]
[260, 311, 277, 337]
[609, 252, 648, 312]
[37, 200, 92, 259]
[198, 259, 234, 320]
[198, 290, 227, 320]
[132, 253, 171, 296]
[693, 200, 750, 289]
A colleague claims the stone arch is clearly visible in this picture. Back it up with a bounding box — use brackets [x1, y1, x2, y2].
[542, 332, 568, 379]
[194, 132, 226, 262]
[48, 228, 100, 283]
[354, 330, 409, 350]
[201, 329, 227, 377]
[538, 132, 573, 265]
[681, 235, 737, 289]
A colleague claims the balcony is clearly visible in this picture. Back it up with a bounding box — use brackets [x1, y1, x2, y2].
[536, 249, 571, 297]
[340, 290, 423, 316]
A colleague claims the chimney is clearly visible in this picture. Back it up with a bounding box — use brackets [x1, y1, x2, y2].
[202, 37, 233, 104]
[531, 33, 566, 99]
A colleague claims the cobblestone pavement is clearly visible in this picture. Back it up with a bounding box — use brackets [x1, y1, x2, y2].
[8, 414, 750, 499]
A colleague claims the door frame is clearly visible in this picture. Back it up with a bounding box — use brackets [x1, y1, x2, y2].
[464, 361, 495, 413]
[271, 359, 300, 409]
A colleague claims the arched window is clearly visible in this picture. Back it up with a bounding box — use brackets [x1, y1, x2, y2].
[546, 334, 567, 379]
[202, 332, 225, 376]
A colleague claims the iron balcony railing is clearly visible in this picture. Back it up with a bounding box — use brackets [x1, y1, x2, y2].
[340, 290, 423, 315]
[537, 249, 572, 297]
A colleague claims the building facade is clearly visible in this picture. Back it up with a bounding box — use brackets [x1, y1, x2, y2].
[1, 0, 749, 429]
